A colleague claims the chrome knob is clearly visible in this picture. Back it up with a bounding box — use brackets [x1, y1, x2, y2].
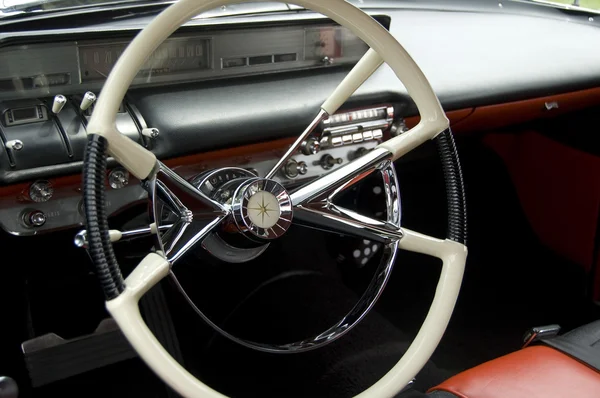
[142, 127, 159, 138]
[284, 159, 308, 179]
[108, 168, 129, 189]
[29, 180, 53, 202]
[297, 161, 308, 175]
[322, 56, 334, 66]
[301, 137, 320, 155]
[318, 154, 343, 170]
[52, 95, 67, 114]
[80, 91, 96, 111]
[23, 210, 46, 227]
[5, 140, 23, 151]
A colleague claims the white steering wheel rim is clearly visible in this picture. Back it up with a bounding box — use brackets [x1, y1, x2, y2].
[88, 1, 468, 397]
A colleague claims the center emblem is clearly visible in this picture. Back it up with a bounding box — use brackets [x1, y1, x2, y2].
[232, 178, 293, 241]
[247, 190, 280, 229]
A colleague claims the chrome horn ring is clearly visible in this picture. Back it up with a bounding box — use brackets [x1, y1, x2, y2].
[169, 153, 401, 353]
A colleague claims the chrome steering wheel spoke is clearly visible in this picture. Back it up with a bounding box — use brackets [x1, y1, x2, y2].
[290, 147, 402, 244]
[145, 163, 230, 264]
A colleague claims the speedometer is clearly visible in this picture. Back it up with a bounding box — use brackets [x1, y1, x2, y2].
[78, 37, 211, 82]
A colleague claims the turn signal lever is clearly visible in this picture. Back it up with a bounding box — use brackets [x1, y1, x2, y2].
[74, 224, 172, 248]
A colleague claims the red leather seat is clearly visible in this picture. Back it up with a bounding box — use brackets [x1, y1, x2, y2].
[429, 345, 600, 398]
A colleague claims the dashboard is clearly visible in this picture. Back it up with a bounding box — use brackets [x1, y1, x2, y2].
[1, 0, 600, 240]
[0, 17, 392, 237]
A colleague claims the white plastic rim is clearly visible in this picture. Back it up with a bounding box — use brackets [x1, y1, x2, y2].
[96, 0, 464, 397]
[107, 231, 466, 398]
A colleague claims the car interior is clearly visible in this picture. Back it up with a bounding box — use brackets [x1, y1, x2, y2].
[0, 0, 599, 397]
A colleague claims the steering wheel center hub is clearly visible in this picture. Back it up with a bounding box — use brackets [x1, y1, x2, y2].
[246, 190, 280, 229]
[233, 178, 292, 241]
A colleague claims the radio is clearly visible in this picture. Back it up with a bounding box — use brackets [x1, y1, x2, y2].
[320, 105, 394, 148]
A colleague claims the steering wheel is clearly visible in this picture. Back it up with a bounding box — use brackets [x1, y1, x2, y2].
[83, 0, 468, 396]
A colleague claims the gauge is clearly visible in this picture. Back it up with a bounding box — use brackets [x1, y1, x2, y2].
[193, 167, 257, 198]
[304, 27, 343, 61]
[29, 180, 53, 203]
[78, 36, 212, 82]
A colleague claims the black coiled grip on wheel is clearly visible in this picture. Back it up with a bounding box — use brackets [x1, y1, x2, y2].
[82, 135, 125, 300]
[435, 128, 467, 245]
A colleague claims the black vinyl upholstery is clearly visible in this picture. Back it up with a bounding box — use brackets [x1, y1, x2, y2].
[543, 320, 600, 371]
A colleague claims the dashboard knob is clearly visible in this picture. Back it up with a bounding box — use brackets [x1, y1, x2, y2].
[349, 147, 370, 161]
[108, 168, 129, 189]
[318, 154, 343, 170]
[29, 180, 53, 203]
[52, 95, 67, 114]
[5, 140, 23, 151]
[284, 159, 308, 179]
[322, 56, 334, 66]
[301, 137, 320, 155]
[80, 91, 96, 111]
[142, 127, 160, 138]
[23, 210, 46, 228]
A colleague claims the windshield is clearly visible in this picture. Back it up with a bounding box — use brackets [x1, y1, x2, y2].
[1, 0, 166, 15]
[2, 0, 600, 19]
[0, 0, 306, 19]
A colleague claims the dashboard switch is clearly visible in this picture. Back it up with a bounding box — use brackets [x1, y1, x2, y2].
[331, 136, 343, 147]
[29, 180, 53, 203]
[23, 210, 46, 228]
[108, 168, 130, 189]
[318, 154, 343, 170]
[284, 159, 308, 179]
[301, 137, 320, 155]
[52, 95, 67, 114]
[80, 91, 96, 111]
[5, 140, 23, 151]
[142, 127, 160, 138]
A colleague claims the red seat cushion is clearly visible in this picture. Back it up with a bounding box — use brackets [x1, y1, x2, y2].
[429, 346, 600, 398]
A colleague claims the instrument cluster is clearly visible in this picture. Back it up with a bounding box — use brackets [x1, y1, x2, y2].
[0, 22, 369, 101]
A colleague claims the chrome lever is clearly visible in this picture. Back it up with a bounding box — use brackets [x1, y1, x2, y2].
[74, 224, 173, 248]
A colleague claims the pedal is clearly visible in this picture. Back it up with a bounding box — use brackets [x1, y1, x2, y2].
[22, 319, 136, 387]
